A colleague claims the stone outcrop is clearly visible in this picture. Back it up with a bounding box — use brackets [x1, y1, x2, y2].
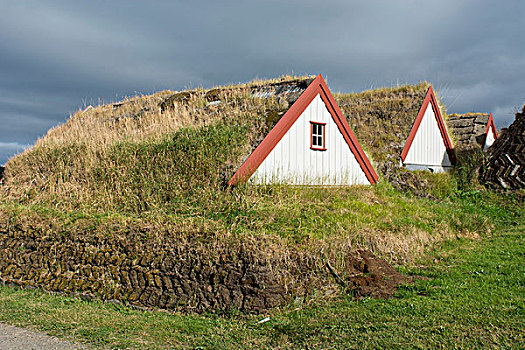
[160, 77, 313, 112]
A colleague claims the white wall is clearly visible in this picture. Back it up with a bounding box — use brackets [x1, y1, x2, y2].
[403, 102, 452, 173]
[251, 94, 371, 185]
[483, 125, 496, 151]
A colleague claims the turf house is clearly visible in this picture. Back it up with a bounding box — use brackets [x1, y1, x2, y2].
[335, 84, 456, 175]
[1, 75, 518, 315]
[0, 75, 421, 313]
[1, 74, 379, 216]
[447, 112, 498, 152]
[230, 74, 378, 185]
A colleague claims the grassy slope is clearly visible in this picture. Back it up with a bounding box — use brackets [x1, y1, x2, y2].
[0, 79, 523, 347]
[0, 175, 514, 266]
[0, 194, 522, 349]
[1, 79, 465, 264]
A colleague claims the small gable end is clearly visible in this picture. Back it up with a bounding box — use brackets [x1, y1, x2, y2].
[483, 113, 498, 151]
[401, 87, 455, 172]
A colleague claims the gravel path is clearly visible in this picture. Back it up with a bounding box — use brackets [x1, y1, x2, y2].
[0, 322, 88, 349]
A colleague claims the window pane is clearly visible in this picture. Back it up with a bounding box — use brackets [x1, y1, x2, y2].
[311, 123, 325, 148]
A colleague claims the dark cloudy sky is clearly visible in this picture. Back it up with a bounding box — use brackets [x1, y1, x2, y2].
[1, 0, 524, 165]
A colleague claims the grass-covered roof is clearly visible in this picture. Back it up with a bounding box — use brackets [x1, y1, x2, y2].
[334, 82, 443, 175]
[2, 76, 451, 214]
[1, 76, 314, 213]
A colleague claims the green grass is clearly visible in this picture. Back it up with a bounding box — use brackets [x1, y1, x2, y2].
[1, 76, 522, 348]
[0, 218, 522, 349]
[2, 179, 520, 267]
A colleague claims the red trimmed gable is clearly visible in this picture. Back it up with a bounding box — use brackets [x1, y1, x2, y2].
[229, 74, 378, 185]
[401, 86, 456, 165]
[485, 113, 498, 139]
[482, 112, 498, 150]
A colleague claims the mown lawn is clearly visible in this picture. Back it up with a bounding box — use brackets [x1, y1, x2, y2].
[0, 221, 523, 349]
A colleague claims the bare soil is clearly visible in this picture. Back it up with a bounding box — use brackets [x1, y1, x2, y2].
[0, 322, 87, 349]
[343, 250, 412, 299]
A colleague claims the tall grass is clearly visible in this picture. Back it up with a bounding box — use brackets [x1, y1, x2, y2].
[2, 82, 290, 213]
[0, 77, 519, 266]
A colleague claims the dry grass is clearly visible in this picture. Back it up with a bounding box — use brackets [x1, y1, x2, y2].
[448, 112, 489, 117]
[37, 74, 312, 149]
[0, 76, 503, 268]
[1, 77, 305, 212]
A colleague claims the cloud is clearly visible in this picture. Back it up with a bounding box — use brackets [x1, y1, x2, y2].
[0, 142, 31, 149]
[0, 142, 31, 165]
[0, 0, 524, 158]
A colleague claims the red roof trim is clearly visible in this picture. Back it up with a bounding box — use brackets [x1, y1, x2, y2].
[485, 112, 498, 140]
[400, 86, 456, 165]
[229, 74, 378, 185]
[317, 79, 378, 184]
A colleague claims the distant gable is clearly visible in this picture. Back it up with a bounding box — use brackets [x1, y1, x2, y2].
[483, 113, 498, 150]
[447, 112, 498, 151]
[401, 87, 455, 172]
[336, 83, 454, 175]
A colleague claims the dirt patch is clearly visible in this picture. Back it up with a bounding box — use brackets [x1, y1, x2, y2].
[0, 322, 87, 350]
[342, 250, 412, 299]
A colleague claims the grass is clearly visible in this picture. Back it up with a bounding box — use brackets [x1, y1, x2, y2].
[2, 176, 519, 266]
[2, 78, 442, 217]
[0, 212, 522, 349]
[0, 77, 470, 265]
[0, 76, 523, 347]
[334, 82, 441, 173]
[1, 76, 295, 213]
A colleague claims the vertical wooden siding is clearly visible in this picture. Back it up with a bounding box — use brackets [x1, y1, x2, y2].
[251, 94, 371, 185]
[484, 125, 496, 151]
[403, 102, 452, 172]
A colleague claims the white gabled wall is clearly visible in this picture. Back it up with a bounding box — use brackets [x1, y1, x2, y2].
[484, 125, 496, 151]
[403, 102, 452, 172]
[251, 94, 371, 185]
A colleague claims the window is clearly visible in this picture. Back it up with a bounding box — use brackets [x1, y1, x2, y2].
[310, 122, 326, 151]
